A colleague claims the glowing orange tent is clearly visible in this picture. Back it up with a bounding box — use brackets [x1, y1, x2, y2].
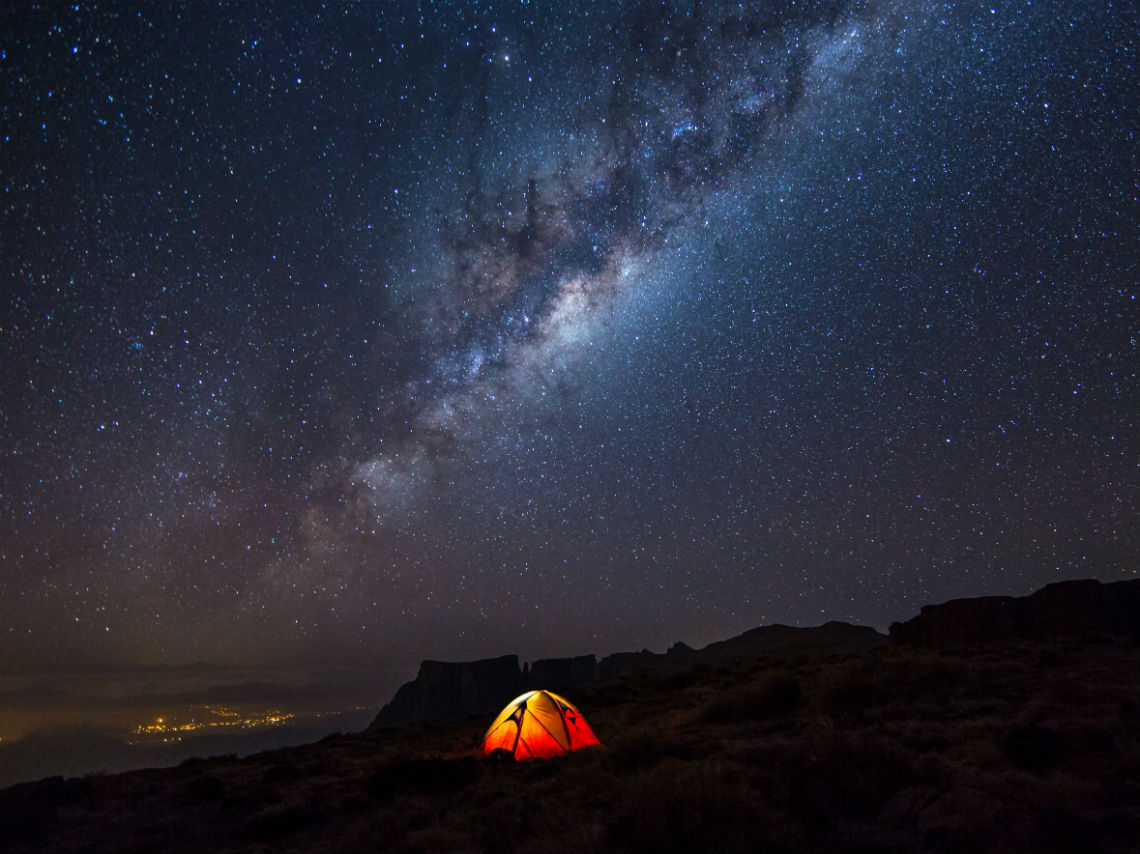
[479, 689, 602, 760]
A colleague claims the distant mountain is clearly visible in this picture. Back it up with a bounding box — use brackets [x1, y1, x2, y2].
[370, 619, 886, 729]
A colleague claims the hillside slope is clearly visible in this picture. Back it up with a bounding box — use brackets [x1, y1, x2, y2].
[2, 580, 1137, 853]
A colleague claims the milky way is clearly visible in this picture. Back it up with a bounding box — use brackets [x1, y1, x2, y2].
[344, 2, 888, 524]
[2, 0, 1136, 675]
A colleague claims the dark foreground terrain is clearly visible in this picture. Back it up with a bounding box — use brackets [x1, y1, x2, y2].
[2, 582, 1138, 853]
[2, 632, 1137, 853]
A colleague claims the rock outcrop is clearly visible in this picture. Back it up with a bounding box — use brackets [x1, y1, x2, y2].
[370, 622, 888, 729]
[369, 655, 522, 729]
[889, 578, 1140, 646]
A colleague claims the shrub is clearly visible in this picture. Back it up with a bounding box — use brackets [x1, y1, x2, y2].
[262, 763, 301, 784]
[816, 671, 884, 724]
[698, 675, 803, 724]
[366, 757, 480, 800]
[783, 732, 919, 823]
[232, 805, 325, 842]
[602, 760, 784, 854]
[186, 775, 225, 801]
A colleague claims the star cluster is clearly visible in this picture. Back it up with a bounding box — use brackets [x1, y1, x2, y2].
[1, 0, 1136, 676]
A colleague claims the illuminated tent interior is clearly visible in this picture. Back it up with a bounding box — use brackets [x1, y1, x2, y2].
[479, 690, 602, 760]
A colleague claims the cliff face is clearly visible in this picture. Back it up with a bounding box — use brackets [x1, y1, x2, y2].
[369, 623, 889, 730]
[889, 578, 1140, 646]
[368, 654, 604, 730]
[370, 655, 523, 729]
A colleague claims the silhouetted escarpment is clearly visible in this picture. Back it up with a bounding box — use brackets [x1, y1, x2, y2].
[369, 579, 1139, 730]
[370, 622, 887, 729]
[370, 655, 523, 729]
[369, 654, 606, 730]
[889, 578, 1140, 646]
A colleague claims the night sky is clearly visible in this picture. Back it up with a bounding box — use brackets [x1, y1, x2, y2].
[2, 1, 1137, 682]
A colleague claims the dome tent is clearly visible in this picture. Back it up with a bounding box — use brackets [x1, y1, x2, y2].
[479, 689, 602, 760]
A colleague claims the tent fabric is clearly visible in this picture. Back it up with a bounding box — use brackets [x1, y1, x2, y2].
[479, 689, 602, 760]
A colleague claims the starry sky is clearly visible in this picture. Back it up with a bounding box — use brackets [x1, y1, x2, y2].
[2, 0, 1137, 682]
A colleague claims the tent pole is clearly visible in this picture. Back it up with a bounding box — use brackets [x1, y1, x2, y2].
[510, 698, 527, 756]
